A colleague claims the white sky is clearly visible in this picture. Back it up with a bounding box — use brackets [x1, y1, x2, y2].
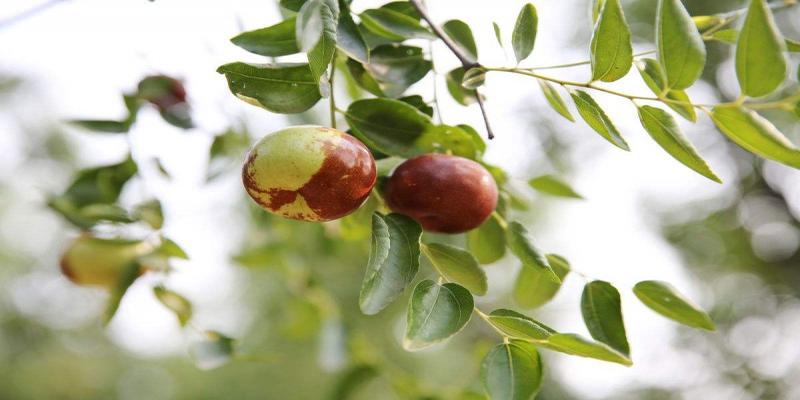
[2, 0, 800, 398]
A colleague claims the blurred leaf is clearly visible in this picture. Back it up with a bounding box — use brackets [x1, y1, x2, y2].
[591, 0, 632, 82]
[711, 106, 800, 169]
[421, 243, 487, 295]
[280, 0, 306, 12]
[231, 18, 299, 57]
[415, 124, 483, 160]
[217, 62, 322, 113]
[79, 203, 134, 224]
[133, 199, 164, 229]
[570, 90, 630, 150]
[637, 106, 720, 182]
[336, 0, 369, 63]
[481, 340, 542, 400]
[786, 38, 800, 52]
[528, 175, 583, 199]
[404, 280, 473, 350]
[59, 155, 138, 208]
[281, 297, 322, 339]
[467, 214, 506, 264]
[207, 128, 250, 181]
[692, 15, 723, 31]
[581, 281, 630, 356]
[537, 80, 575, 122]
[156, 238, 189, 260]
[656, 0, 706, 90]
[329, 364, 379, 400]
[710, 28, 739, 44]
[513, 254, 570, 308]
[492, 22, 503, 49]
[487, 309, 556, 341]
[446, 67, 478, 106]
[461, 67, 486, 90]
[736, 0, 787, 97]
[398, 95, 434, 117]
[359, 8, 433, 41]
[154, 286, 192, 326]
[104, 260, 142, 324]
[68, 119, 131, 134]
[511, 3, 538, 63]
[506, 221, 559, 283]
[191, 331, 235, 370]
[635, 59, 697, 122]
[339, 194, 378, 241]
[633, 280, 715, 331]
[591, 0, 605, 23]
[345, 98, 433, 158]
[359, 213, 422, 315]
[443, 19, 478, 62]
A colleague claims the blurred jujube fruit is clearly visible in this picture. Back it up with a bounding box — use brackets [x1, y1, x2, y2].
[242, 126, 377, 222]
[60, 235, 154, 288]
[384, 154, 498, 234]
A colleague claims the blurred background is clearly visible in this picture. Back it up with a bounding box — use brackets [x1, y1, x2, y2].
[1, 0, 799, 399]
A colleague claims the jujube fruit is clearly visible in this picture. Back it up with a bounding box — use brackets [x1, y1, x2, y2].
[60, 235, 153, 288]
[242, 126, 377, 222]
[384, 154, 498, 234]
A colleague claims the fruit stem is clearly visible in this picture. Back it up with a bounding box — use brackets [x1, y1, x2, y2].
[328, 53, 338, 129]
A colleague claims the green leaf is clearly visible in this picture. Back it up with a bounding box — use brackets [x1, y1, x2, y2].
[467, 214, 506, 265]
[540, 333, 632, 366]
[421, 243, 487, 295]
[711, 106, 800, 169]
[297, 0, 339, 95]
[58, 155, 138, 208]
[487, 309, 556, 341]
[446, 67, 479, 106]
[68, 119, 131, 134]
[481, 340, 543, 400]
[345, 98, 433, 158]
[492, 22, 503, 49]
[398, 95, 434, 117]
[217, 62, 321, 114]
[633, 280, 715, 331]
[104, 260, 142, 324]
[443, 20, 478, 62]
[590, 0, 633, 82]
[514, 254, 570, 309]
[591, 0, 606, 23]
[506, 221, 560, 283]
[359, 8, 434, 41]
[329, 365, 379, 400]
[528, 175, 583, 199]
[537, 80, 575, 122]
[637, 105, 721, 182]
[786, 38, 800, 52]
[231, 18, 299, 57]
[404, 280, 473, 350]
[363, 45, 431, 97]
[657, 0, 706, 90]
[154, 286, 192, 326]
[692, 15, 724, 31]
[191, 331, 235, 370]
[635, 58, 697, 122]
[359, 213, 423, 315]
[132, 199, 164, 229]
[736, 0, 787, 97]
[155, 238, 189, 260]
[570, 90, 630, 150]
[280, 0, 306, 12]
[415, 124, 483, 160]
[511, 3, 538, 63]
[581, 281, 630, 356]
[336, 0, 369, 63]
[710, 29, 739, 44]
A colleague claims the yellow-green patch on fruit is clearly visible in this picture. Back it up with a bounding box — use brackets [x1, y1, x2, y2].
[242, 125, 377, 222]
[60, 235, 153, 288]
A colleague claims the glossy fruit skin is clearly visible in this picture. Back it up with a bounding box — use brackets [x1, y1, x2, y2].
[242, 126, 377, 222]
[385, 154, 498, 234]
[60, 235, 153, 287]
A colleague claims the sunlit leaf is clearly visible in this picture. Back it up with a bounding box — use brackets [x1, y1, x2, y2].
[540, 333, 632, 366]
[421, 243, 487, 295]
[570, 90, 630, 150]
[506, 221, 559, 283]
[359, 213, 422, 315]
[514, 254, 570, 309]
[481, 340, 543, 400]
[467, 214, 507, 265]
[581, 281, 630, 356]
[657, 0, 706, 90]
[217, 62, 322, 114]
[511, 3, 538, 63]
[404, 280, 473, 350]
[591, 0, 633, 82]
[104, 260, 142, 324]
[154, 286, 192, 326]
[538, 80, 575, 122]
[711, 106, 800, 169]
[487, 309, 556, 341]
[635, 58, 697, 122]
[736, 0, 787, 97]
[637, 105, 720, 182]
[231, 18, 299, 57]
[633, 280, 715, 331]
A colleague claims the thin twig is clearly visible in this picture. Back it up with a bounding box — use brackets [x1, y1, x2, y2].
[0, 0, 70, 31]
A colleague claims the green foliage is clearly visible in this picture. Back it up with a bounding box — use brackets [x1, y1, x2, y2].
[528, 175, 583, 199]
[404, 280, 473, 350]
[514, 254, 570, 309]
[581, 281, 630, 356]
[590, 0, 632, 82]
[511, 3, 538, 64]
[481, 340, 543, 400]
[154, 286, 193, 326]
[467, 215, 507, 265]
[506, 221, 559, 283]
[633, 281, 715, 331]
[231, 18, 299, 57]
[443, 20, 478, 62]
[345, 98, 432, 157]
[735, 0, 786, 98]
[421, 243, 487, 295]
[710, 106, 800, 169]
[537, 80, 575, 122]
[656, 0, 706, 90]
[217, 62, 322, 113]
[570, 90, 629, 150]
